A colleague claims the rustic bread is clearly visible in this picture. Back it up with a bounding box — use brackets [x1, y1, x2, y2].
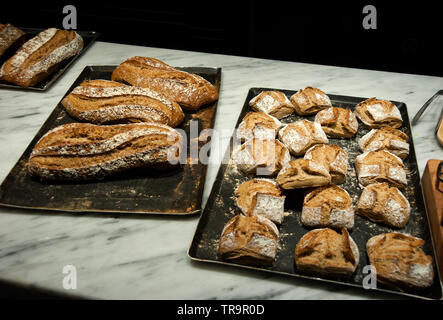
[358, 127, 409, 160]
[276, 159, 331, 190]
[290, 87, 332, 116]
[354, 97, 402, 129]
[301, 185, 354, 230]
[236, 111, 282, 142]
[111, 56, 218, 111]
[304, 144, 348, 184]
[219, 214, 279, 265]
[0, 23, 25, 58]
[357, 183, 410, 228]
[366, 233, 434, 290]
[355, 150, 407, 188]
[314, 107, 358, 138]
[278, 120, 328, 157]
[28, 122, 183, 181]
[249, 91, 295, 119]
[62, 79, 184, 127]
[0, 28, 83, 87]
[295, 228, 359, 277]
[232, 138, 290, 176]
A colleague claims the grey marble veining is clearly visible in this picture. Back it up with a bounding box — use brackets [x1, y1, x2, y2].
[0, 41, 442, 300]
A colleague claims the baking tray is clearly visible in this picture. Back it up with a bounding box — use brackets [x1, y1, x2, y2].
[188, 87, 443, 300]
[0, 65, 221, 215]
[0, 28, 99, 91]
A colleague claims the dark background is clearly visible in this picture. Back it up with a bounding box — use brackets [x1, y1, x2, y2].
[2, 1, 443, 77]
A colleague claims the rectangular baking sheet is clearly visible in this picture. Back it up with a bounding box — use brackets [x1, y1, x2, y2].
[0, 65, 221, 215]
[188, 87, 443, 300]
[0, 28, 99, 91]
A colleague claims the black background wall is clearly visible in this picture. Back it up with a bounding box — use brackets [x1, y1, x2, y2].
[2, 0, 443, 77]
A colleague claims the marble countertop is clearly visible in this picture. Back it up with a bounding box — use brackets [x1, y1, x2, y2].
[0, 41, 442, 300]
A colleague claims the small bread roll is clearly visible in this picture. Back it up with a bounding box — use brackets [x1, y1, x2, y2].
[236, 111, 282, 142]
[276, 159, 331, 190]
[249, 91, 295, 119]
[314, 107, 358, 138]
[358, 127, 409, 160]
[304, 144, 348, 184]
[354, 97, 402, 129]
[290, 87, 332, 116]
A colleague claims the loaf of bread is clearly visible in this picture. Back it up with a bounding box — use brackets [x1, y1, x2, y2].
[366, 233, 434, 290]
[0, 28, 83, 87]
[0, 23, 25, 58]
[295, 228, 359, 277]
[354, 97, 402, 129]
[278, 120, 328, 156]
[276, 159, 331, 190]
[232, 138, 290, 176]
[357, 183, 410, 228]
[249, 91, 295, 119]
[234, 178, 285, 224]
[28, 122, 183, 181]
[290, 87, 332, 116]
[355, 150, 407, 188]
[358, 127, 409, 160]
[236, 111, 282, 142]
[111, 56, 218, 111]
[62, 79, 184, 127]
[218, 214, 279, 265]
[314, 107, 358, 138]
[301, 185, 354, 230]
[304, 144, 348, 184]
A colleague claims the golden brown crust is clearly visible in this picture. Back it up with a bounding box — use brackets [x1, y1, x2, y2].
[236, 111, 282, 141]
[249, 91, 295, 119]
[354, 97, 403, 129]
[358, 127, 409, 160]
[314, 107, 358, 138]
[276, 159, 331, 190]
[304, 144, 348, 184]
[290, 87, 332, 116]
[0, 23, 25, 57]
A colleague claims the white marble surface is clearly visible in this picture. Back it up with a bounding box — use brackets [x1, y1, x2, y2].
[0, 41, 442, 300]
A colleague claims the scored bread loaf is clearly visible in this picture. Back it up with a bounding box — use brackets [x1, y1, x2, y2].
[276, 159, 331, 190]
[111, 56, 218, 110]
[304, 144, 348, 184]
[249, 91, 295, 119]
[290, 87, 332, 116]
[236, 111, 282, 142]
[354, 97, 402, 129]
[62, 79, 184, 127]
[314, 107, 358, 138]
[28, 122, 183, 181]
[0, 23, 25, 58]
[358, 127, 409, 160]
[0, 28, 83, 87]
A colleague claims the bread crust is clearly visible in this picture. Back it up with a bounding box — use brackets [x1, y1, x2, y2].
[314, 107, 358, 138]
[276, 159, 331, 190]
[358, 127, 409, 160]
[0, 23, 25, 57]
[290, 87, 332, 116]
[354, 97, 402, 129]
[304, 144, 348, 184]
[236, 111, 282, 142]
[249, 91, 295, 119]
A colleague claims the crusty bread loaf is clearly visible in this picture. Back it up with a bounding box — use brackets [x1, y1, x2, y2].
[295, 228, 359, 277]
[290, 87, 332, 116]
[354, 97, 402, 129]
[111, 56, 218, 110]
[357, 183, 410, 228]
[236, 111, 282, 142]
[0, 23, 25, 58]
[28, 122, 183, 181]
[249, 91, 295, 119]
[276, 159, 331, 190]
[62, 79, 184, 127]
[366, 233, 434, 290]
[0, 28, 83, 87]
[358, 127, 409, 160]
[278, 120, 328, 157]
[314, 107, 358, 138]
[301, 185, 354, 230]
[304, 144, 348, 184]
[219, 214, 279, 265]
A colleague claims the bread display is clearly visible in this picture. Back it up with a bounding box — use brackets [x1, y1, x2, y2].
[304, 144, 348, 184]
[28, 122, 183, 181]
[301, 185, 354, 230]
[236, 111, 282, 142]
[249, 91, 295, 119]
[295, 228, 359, 277]
[355, 150, 407, 188]
[111, 56, 218, 111]
[314, 107, 358, 138]
[218, 214, 279, 265]
[358, 127, 409, 160]
[354, 97, 402, 129]
[62, 79, 184, 127]
[276, 159, 331, 190]
[357, 183, 410, 228]
[366, 233, 434, 290]
[0, 23, 25, 58]
[290, 87, 332, 116]
[234, 178, 285, 224]
[278, 120, 328, 156]
[233, 138, 290, 176]
[0, 28, 83, 87]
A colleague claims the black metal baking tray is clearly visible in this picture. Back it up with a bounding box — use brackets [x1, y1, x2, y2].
[0, 65, 221, 215]
[188, 87, 443, 300]
[0, 28, 99, 91]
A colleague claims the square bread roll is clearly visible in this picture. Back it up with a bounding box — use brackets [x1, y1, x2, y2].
[314, 107, 358, 138]
[290, 87, 332, 116]
[249, 91, 295, 119]
[276, 159, 331, 190]
[304, 144, 348, 184]
[354, 97, 402, 129]
[358, 127, 409, 160]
